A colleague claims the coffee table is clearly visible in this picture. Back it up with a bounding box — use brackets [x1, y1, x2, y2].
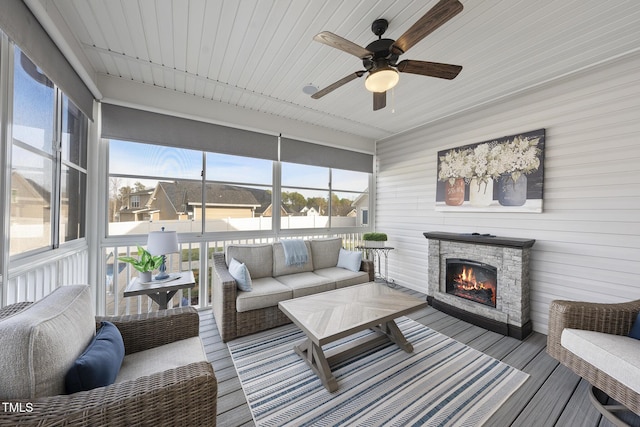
[278, 282, 428, 392]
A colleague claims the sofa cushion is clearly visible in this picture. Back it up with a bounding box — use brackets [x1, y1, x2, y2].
[273, 241, 314, 277]
[310, 237, 342, 270]
[562, 328, 640, 394]
[0, 285, 95, 399]
[65, 321, 125, 394]
[275, 272, 335, 298]
[229, 258, 253, 291]
[314, 267, 370, 289]
[236, 277, 293, 312]
[116, 336, 206, 383]
[227, 244, 273, 279]
[336, 248, 362, 272]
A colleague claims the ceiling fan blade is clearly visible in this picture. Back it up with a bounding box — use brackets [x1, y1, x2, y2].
[397, 60, 462, 80]
[373, 91, 386, 111]
[391, 0, 463, 55]
[313, 31, 373, 59]
[311, 71, 365, 99]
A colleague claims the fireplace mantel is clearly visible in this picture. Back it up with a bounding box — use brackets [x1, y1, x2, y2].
[423, 232, 535, 249]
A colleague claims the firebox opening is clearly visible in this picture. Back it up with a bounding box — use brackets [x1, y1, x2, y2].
[446, 258, 497, 308]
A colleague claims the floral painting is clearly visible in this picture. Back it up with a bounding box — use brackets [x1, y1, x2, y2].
[435, 129, 545, 212]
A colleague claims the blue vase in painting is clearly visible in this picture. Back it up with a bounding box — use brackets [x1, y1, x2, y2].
[498, 173, 527, 206]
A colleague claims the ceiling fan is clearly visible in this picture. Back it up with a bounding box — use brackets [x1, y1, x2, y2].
[311, 0, 464, 111]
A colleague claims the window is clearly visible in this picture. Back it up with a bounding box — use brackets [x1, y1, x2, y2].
[205, 153, 272, 232]
[108, 140, 203, 235]
[281, 163, 369, 230]
[60, 95, 87, 243]
[9, 49, 88, 255]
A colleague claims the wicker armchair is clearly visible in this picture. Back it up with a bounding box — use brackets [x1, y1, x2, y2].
[0, 297, 217, 427]
[547, 299, 640, 424]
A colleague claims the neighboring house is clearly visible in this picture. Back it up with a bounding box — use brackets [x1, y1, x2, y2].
[117, 188, 157, 222]
[301, 206, 320, 216]
[153, 181, 262, 220]
[351, 192, 369, 227]
[10, 171, 50, 223]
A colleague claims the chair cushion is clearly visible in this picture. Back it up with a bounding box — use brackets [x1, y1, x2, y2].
[562, 328, 640, 394]
[229, 258, 253, 291]
[226, 244, 273, 279]
[275, 272, 335, 298]
[236, 277, 293, 312]
[0, 285, 95, 399]
[116, 337, 207, 383]
[273, 241, 313, 276]
[65, 321, 125, 394]
[336, 248, 362, 272]
[314, 267, 370, 289]
[310, 237, 342, 270]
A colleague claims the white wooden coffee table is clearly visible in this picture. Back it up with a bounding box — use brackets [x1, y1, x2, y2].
[278, 282, 427, 392]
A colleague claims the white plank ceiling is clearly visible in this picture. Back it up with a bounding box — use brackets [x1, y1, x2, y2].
[30, 0, 640, 142]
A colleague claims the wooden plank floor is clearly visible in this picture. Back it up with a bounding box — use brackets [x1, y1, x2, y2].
[199, 287, 640, 427]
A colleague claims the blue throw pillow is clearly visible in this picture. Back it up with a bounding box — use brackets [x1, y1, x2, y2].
[337, 248, 362, 272]
[629, 312, 640, 339]
[65, 321, 125, 394]
[229, 258, 253, 291]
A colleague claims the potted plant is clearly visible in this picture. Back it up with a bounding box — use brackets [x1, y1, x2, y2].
[362, 232, 388, 248]
[118, 245, 164, 282]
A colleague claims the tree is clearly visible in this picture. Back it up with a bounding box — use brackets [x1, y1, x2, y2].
[133, 181, 147, 192]
[282, 191, 306, 212]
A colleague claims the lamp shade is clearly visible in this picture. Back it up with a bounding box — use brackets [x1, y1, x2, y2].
[365, 67, 399, 93]
[147, 229, 179, 256]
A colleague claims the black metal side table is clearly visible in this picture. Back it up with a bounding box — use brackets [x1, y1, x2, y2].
[356, 246, 395, 287]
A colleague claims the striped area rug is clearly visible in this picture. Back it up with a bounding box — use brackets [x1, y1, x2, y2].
[228, 317, 528, 426]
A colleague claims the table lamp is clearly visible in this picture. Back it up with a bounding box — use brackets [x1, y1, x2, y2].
[147, 227, 179, 280]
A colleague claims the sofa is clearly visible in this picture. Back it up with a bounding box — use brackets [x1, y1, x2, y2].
[0, 285, 217, 427]
[212, 237, 374, 342]
[547, 299, 640, 423]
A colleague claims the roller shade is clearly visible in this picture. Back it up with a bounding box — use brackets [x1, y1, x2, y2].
[280, 137, 373, 173]
[102, 104, 278, 161]
[0, 0, 94, 120]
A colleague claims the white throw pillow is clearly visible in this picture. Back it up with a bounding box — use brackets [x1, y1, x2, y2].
[336, 248, 362, 272]
[229, 258, 252, 291]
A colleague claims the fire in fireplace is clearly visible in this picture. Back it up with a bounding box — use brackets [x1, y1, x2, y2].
[446, 259, 497, 308]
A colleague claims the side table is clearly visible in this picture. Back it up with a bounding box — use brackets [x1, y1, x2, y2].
[124, 271, 196, 310]
[355, 246, 395, 287]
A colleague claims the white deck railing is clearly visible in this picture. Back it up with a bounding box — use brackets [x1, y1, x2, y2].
[3, 232, 364, 314]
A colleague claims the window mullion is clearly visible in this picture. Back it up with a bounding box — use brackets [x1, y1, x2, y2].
[51, 87, 62, 249]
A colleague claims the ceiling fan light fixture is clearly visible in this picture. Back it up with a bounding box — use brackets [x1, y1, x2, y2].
[365, 67, 399, 93]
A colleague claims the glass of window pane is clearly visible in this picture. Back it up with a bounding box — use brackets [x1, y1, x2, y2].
[204, 183, 272, 232]
[206, 152, 272, 185]
[109, 140, 202, 180]
[61, 95, 88, 168]
[281, 189, 329, 229]
[10, 146, 53, 255]
[60, 165, 86, 243]
[281, 162, 329, 188]
[13, 50, 55, 154]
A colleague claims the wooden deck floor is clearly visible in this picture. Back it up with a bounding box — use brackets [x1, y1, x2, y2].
[199, 287, 639, 427]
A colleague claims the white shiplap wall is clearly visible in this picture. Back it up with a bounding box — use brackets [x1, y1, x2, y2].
[375, 52, 640, 335]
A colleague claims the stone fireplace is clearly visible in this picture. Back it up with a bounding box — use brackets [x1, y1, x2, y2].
[424, 232, 535, 340]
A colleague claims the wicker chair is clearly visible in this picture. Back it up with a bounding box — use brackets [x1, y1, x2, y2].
[547, 299, 640, 426]
[0, 290, 217, 427]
